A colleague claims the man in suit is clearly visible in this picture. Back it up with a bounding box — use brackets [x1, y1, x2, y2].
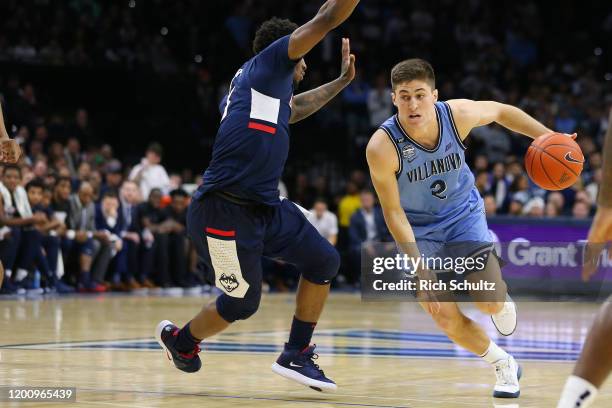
[347, 189, 390, 283]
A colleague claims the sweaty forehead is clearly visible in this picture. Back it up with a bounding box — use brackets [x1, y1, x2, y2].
[394, 80, 433, 93]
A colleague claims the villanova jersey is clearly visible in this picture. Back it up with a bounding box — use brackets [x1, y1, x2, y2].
[380, 101, 484, 241]
[196, 35, 296, 206]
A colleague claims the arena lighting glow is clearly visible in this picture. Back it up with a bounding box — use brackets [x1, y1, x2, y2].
[128, 0, 135, 8]
[160, 27, 168, 36]
[194, 55, 203, 63]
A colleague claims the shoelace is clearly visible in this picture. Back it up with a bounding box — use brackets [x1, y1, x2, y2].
[301, 348, 325, 376]
[178, 344, 201, 360]
[494, 359, 514, 386]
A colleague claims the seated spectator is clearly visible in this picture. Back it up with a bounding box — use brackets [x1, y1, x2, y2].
[63, 181, 106, 292]
[119, 180, 152, 287]
[522, 197, 545, 217]
[307, 198, 338, 246]
[483, 194, 497, 216]
[138, 188, 175, 288]
[160, 188, 190, 286]
[572, 201, 591, 219]
[129, 142, 170, 200]
[26, 178, 73, 293]
[0, 165, 47, 293]
[94, 190, 127, 290]
[475, 170, 490, 196]
[100, 159, 123, 197]
[347, 190, 390, 283]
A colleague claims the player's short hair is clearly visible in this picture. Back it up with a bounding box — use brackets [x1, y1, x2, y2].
[391, 58, 435, 90]
[252, 17, 298, 54]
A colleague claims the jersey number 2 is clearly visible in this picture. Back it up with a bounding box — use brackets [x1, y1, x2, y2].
[430, 180, 447, 200]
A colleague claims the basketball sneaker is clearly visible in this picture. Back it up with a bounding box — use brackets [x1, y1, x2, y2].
[491, 294, 517, 336]
[271, 344, 337, 392]
[155, 320, 202, 373]
[493, 356, 522, 398]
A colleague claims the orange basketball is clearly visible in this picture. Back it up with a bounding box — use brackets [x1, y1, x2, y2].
[524, 132, 584, 190]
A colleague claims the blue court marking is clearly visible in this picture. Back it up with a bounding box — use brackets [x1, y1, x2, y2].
[54, 340, 579, 361]
[318, 329, 583, 351]
[0, 329, 583, 362]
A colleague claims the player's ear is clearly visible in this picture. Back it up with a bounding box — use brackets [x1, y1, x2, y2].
[433, 89, 439, 101]
[391, 91, 397, 107]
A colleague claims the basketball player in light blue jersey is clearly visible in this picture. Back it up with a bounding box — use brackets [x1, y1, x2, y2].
[367, 58, 575, 399]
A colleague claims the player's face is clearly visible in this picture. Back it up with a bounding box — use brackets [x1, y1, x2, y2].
[392, 80, 438, 127]
[293, 58, 306, 86]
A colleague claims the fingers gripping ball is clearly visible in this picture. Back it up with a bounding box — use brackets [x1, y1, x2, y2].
[525, 132, 584, 190]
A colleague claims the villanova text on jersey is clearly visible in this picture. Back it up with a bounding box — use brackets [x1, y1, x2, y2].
[380, 101, 484, 241]
[195, 35, 296, 206]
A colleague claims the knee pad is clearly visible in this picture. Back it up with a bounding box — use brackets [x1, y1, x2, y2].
[215, 289, 261, 322]
[303, 246, 340, 284]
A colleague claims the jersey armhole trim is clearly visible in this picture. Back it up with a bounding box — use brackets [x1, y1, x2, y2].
[379, 126, 403, 179]
[442, 101, 467, 150]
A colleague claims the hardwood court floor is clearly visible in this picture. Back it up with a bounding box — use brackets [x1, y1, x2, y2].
[1, 293, 610, 407]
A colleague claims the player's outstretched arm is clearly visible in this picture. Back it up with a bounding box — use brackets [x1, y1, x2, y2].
[288, 0, 359, 60]
[0, 101, 22, 163]
[446, 99, 565, 140]
[366, 130, 440, 313]
[289, 38, 355, 124]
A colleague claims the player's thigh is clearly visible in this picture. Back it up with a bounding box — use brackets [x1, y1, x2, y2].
[466, 249, 507, 308]
[264, 199, 339, 284]
[187, 195, 265, 298]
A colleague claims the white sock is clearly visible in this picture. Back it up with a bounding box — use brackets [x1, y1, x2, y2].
[557, 375, 598, 408]
[480, 340, 509, 364]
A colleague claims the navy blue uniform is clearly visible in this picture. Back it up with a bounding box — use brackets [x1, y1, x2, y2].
[189, 35, 339, 322]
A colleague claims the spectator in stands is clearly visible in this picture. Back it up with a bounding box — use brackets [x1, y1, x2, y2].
[0, 165, 47, 292]
[484, 194, 497, 216]
[129, 142, 170, 199]
[119, 180, 152, 287]
[26, 179, 73, 293]
[64, 181, 105, 292]
[94, 190, 130, 290]
[523, 197, 545, 217]
[572, 201, 591, 219]
[307, 198, 338, 246]
[161, 188, 190, 286]
[367, 73, 393, 131]
[347, 190, 389, 283]
[100, 159, 123, 196]
[475, 170, 490, 196]
[64, 137, 82, 177]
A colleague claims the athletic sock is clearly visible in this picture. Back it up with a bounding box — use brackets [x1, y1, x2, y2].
[557, 375, 598, 408]
[287, 316, 316, 350]
[480, 340, 510, 364]
[175, 322, 202, 353]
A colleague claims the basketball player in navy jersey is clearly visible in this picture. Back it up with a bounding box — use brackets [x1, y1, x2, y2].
[557, 107, 612, 408]
[0, 101, 23, 291]
[367, 59, 576, 398]
[156, 0, 359, 392]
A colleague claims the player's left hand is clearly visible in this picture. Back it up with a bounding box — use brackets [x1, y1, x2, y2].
[0, 139, 21, 163]
[582, 206, 612, 281]
[339, 37, 355, 83]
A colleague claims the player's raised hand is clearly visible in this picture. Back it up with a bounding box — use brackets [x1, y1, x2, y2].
[339, 37, 355, 82]
[0, 139, 21, 163]
[582, 206, 612, 281]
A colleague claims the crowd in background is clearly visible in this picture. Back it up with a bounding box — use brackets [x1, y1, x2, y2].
[0, 0, 610, 294]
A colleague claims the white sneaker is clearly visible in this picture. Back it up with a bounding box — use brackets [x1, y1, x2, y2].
[493, 356, 522, 398]
[491, 294, 517, 336]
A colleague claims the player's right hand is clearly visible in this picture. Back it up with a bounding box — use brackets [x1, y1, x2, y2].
[582, 206, 612, 281]
[0, 139, 22, 163]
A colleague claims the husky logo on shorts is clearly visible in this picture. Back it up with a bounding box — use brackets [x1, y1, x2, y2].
[402, 145, 416, 162]
[219, 273, 239, 292]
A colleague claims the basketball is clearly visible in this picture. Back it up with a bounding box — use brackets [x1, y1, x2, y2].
[524, 132, 584, 190]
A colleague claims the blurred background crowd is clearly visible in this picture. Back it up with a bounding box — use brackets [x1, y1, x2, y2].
[0, 0, 610, 294]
